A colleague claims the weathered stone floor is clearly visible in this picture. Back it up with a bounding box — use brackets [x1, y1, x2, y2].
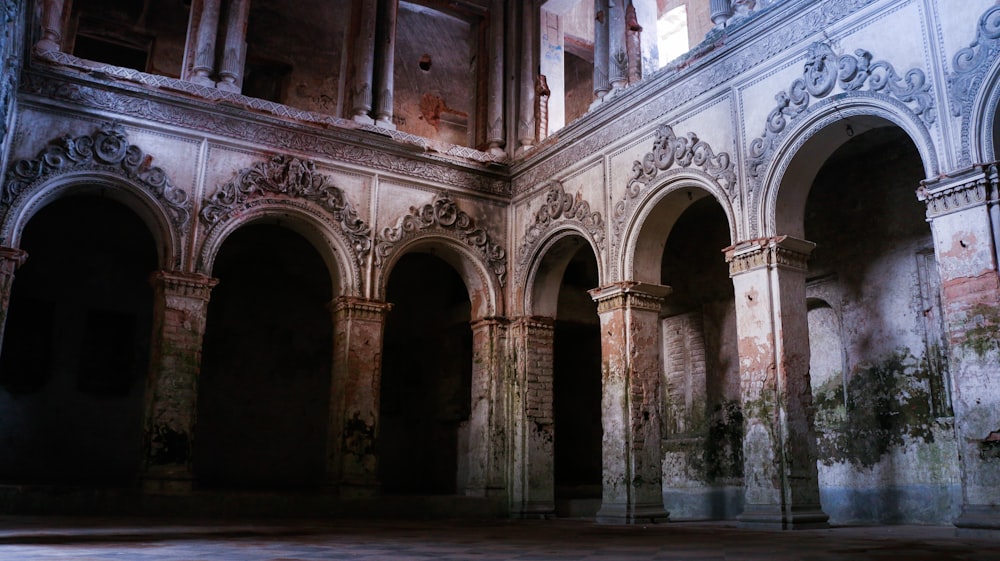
[0, 517, 996, 560]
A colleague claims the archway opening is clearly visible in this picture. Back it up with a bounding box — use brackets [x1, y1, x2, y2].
[197, 223, 333, 491]
[0, 194, 157, 486]
[551, 239, 602, 517]
[379, 252, 472, 495]
[659, 195, 742, 519]
[801, 124, 956, 524]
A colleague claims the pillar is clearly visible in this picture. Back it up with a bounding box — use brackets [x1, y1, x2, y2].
[327, 297, 392, 497]
[216, 0, 250, 93]
[0, 247, 27, 360]
[466, 317, 508, 500]
[918, 165, 1000, 537]
[588, 281, 670, 524]
[607, 0, 628, 91]
[35, 0, 65, 52]
[625, 1, 642, 84]
[486, 0, 506, 155]
[710, 0, 734, 29]
[142, 271, 218, 493]
[725, 236, 828, 530]
[350, 0, 378, 125]
[509, 316, 555, 518]
[373, 0, 399, 129]
[592, 0, 610, 104]
[188, 0, 223, 87]
[517, 0, 536, 152]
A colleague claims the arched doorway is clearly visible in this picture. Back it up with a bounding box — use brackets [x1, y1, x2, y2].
[379, 252, 473, 495]
[196, 223, 333, 490]
[548, 238, 602, 517]
[798, 123, 959, 524]
[0, 194, 157, 486]
[658, 195, 742, 519]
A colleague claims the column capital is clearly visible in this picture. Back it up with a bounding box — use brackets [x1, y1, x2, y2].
[918, 163, 997, 218]
[0, 247, 28, 268]
[149, 271, 219, 300]
[470, 316, 509, 331]
[510, 315, 555, 330]
[329, 296, 392, 320]
[724, 235, 815, 276]
[588, 281, 671, 313]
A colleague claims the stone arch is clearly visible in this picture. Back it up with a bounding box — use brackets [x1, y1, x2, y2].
[197, 201, 356, 298]
[1, 123, 188, 269]
[620, 171, 737, 284]
[523, 226, 603, 318]
[376, 235, 500, 320]
[759, 96, 938, 238]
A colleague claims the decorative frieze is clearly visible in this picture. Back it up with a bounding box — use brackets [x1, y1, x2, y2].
[376, 192, 508, 287]
[917, 164, 997, 218]
[2, 122, 191, 228]
[746, 42, 935, 192]
[519, 181, 605, 276]
[200, 154, 372, 261]
[725, 235, 815, 276]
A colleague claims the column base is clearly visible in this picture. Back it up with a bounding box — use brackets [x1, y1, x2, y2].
[955, 505, 1000, 538]
[737, 504, 829, 530]
[596, 502, 670, 524]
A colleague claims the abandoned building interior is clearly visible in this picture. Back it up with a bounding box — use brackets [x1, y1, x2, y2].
[0, 0, 998, 540]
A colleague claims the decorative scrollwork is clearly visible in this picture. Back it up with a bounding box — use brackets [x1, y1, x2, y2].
[376, 192, 508, 287]
[3, 122, 190, 227]
[200, 154, 372, 260]
[949, 5, 1000, 117]
[518, 181, 605, 275]
[748, 42, 936, 191]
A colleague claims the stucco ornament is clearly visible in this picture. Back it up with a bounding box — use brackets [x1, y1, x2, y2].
[376, 192, 508, 287]
[525, 181, 606, 251]
[948, 5, 1000, 165]
[2, 122, 191, 228]
[200, 154, 372, 260]
[748, 42, 936, 191]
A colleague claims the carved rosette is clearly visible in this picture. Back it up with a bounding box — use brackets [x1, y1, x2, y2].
[2, 123, 191, 227]
[519, 181, 605, 274]
[614, 124, 736, 236]
[948, 5, 1000, 164]
[375, 192, 508, 287]
[200, 154, 372, 262]
[917, 164, 997, 218]
[725, 235, 815, 276]
[748, 42, 936, 191]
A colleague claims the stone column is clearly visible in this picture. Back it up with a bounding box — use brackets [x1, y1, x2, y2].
[327, 297, 392, 498]
[486, 0, 506, 155]
[517, 0, 536, 153]
[0, 247, 27, 360]
[509, 316, 555, 518]
[588, 281, 670, 524]
[607, 0, 628, 91]
[592, 0, 610, 104]
[350, 0, 378, 125]
[710, 0, 734, 29]
[918, 165, 1000, 537]
[373, 0, 398, 129]
[216, 0, 250, 93]
[188, 0, 223, 87]
[35, 0, 65, 52]
[143, 271, 218, 493]
[466, 317, 508, 500]
[725, 236, 828, 530]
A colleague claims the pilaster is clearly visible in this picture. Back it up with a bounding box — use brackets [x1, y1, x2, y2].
[327, 296, 392, 498]
[509, 316, 555, 518]
[0, 247, 27, 360]
[725, 236, 829, 530]
[588, 281, 670, 524]
[143, 271, 218, 493]
[466, 317, 509, 501]
[918, 165, 1000, 537]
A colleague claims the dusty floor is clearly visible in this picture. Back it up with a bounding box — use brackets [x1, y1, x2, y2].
[0, 517, 997, 560]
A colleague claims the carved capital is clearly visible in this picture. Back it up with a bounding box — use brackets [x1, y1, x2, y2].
[0, 246, 27, 271]
[329, 296, 392, 322]
[510, 315, 555, 332]
[918, 164, 996, 218]
[725, 235, 815, 276]
[150, 271, 219, 301]
[589, 281, 671, 314]
[470, 316, 509, 333]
